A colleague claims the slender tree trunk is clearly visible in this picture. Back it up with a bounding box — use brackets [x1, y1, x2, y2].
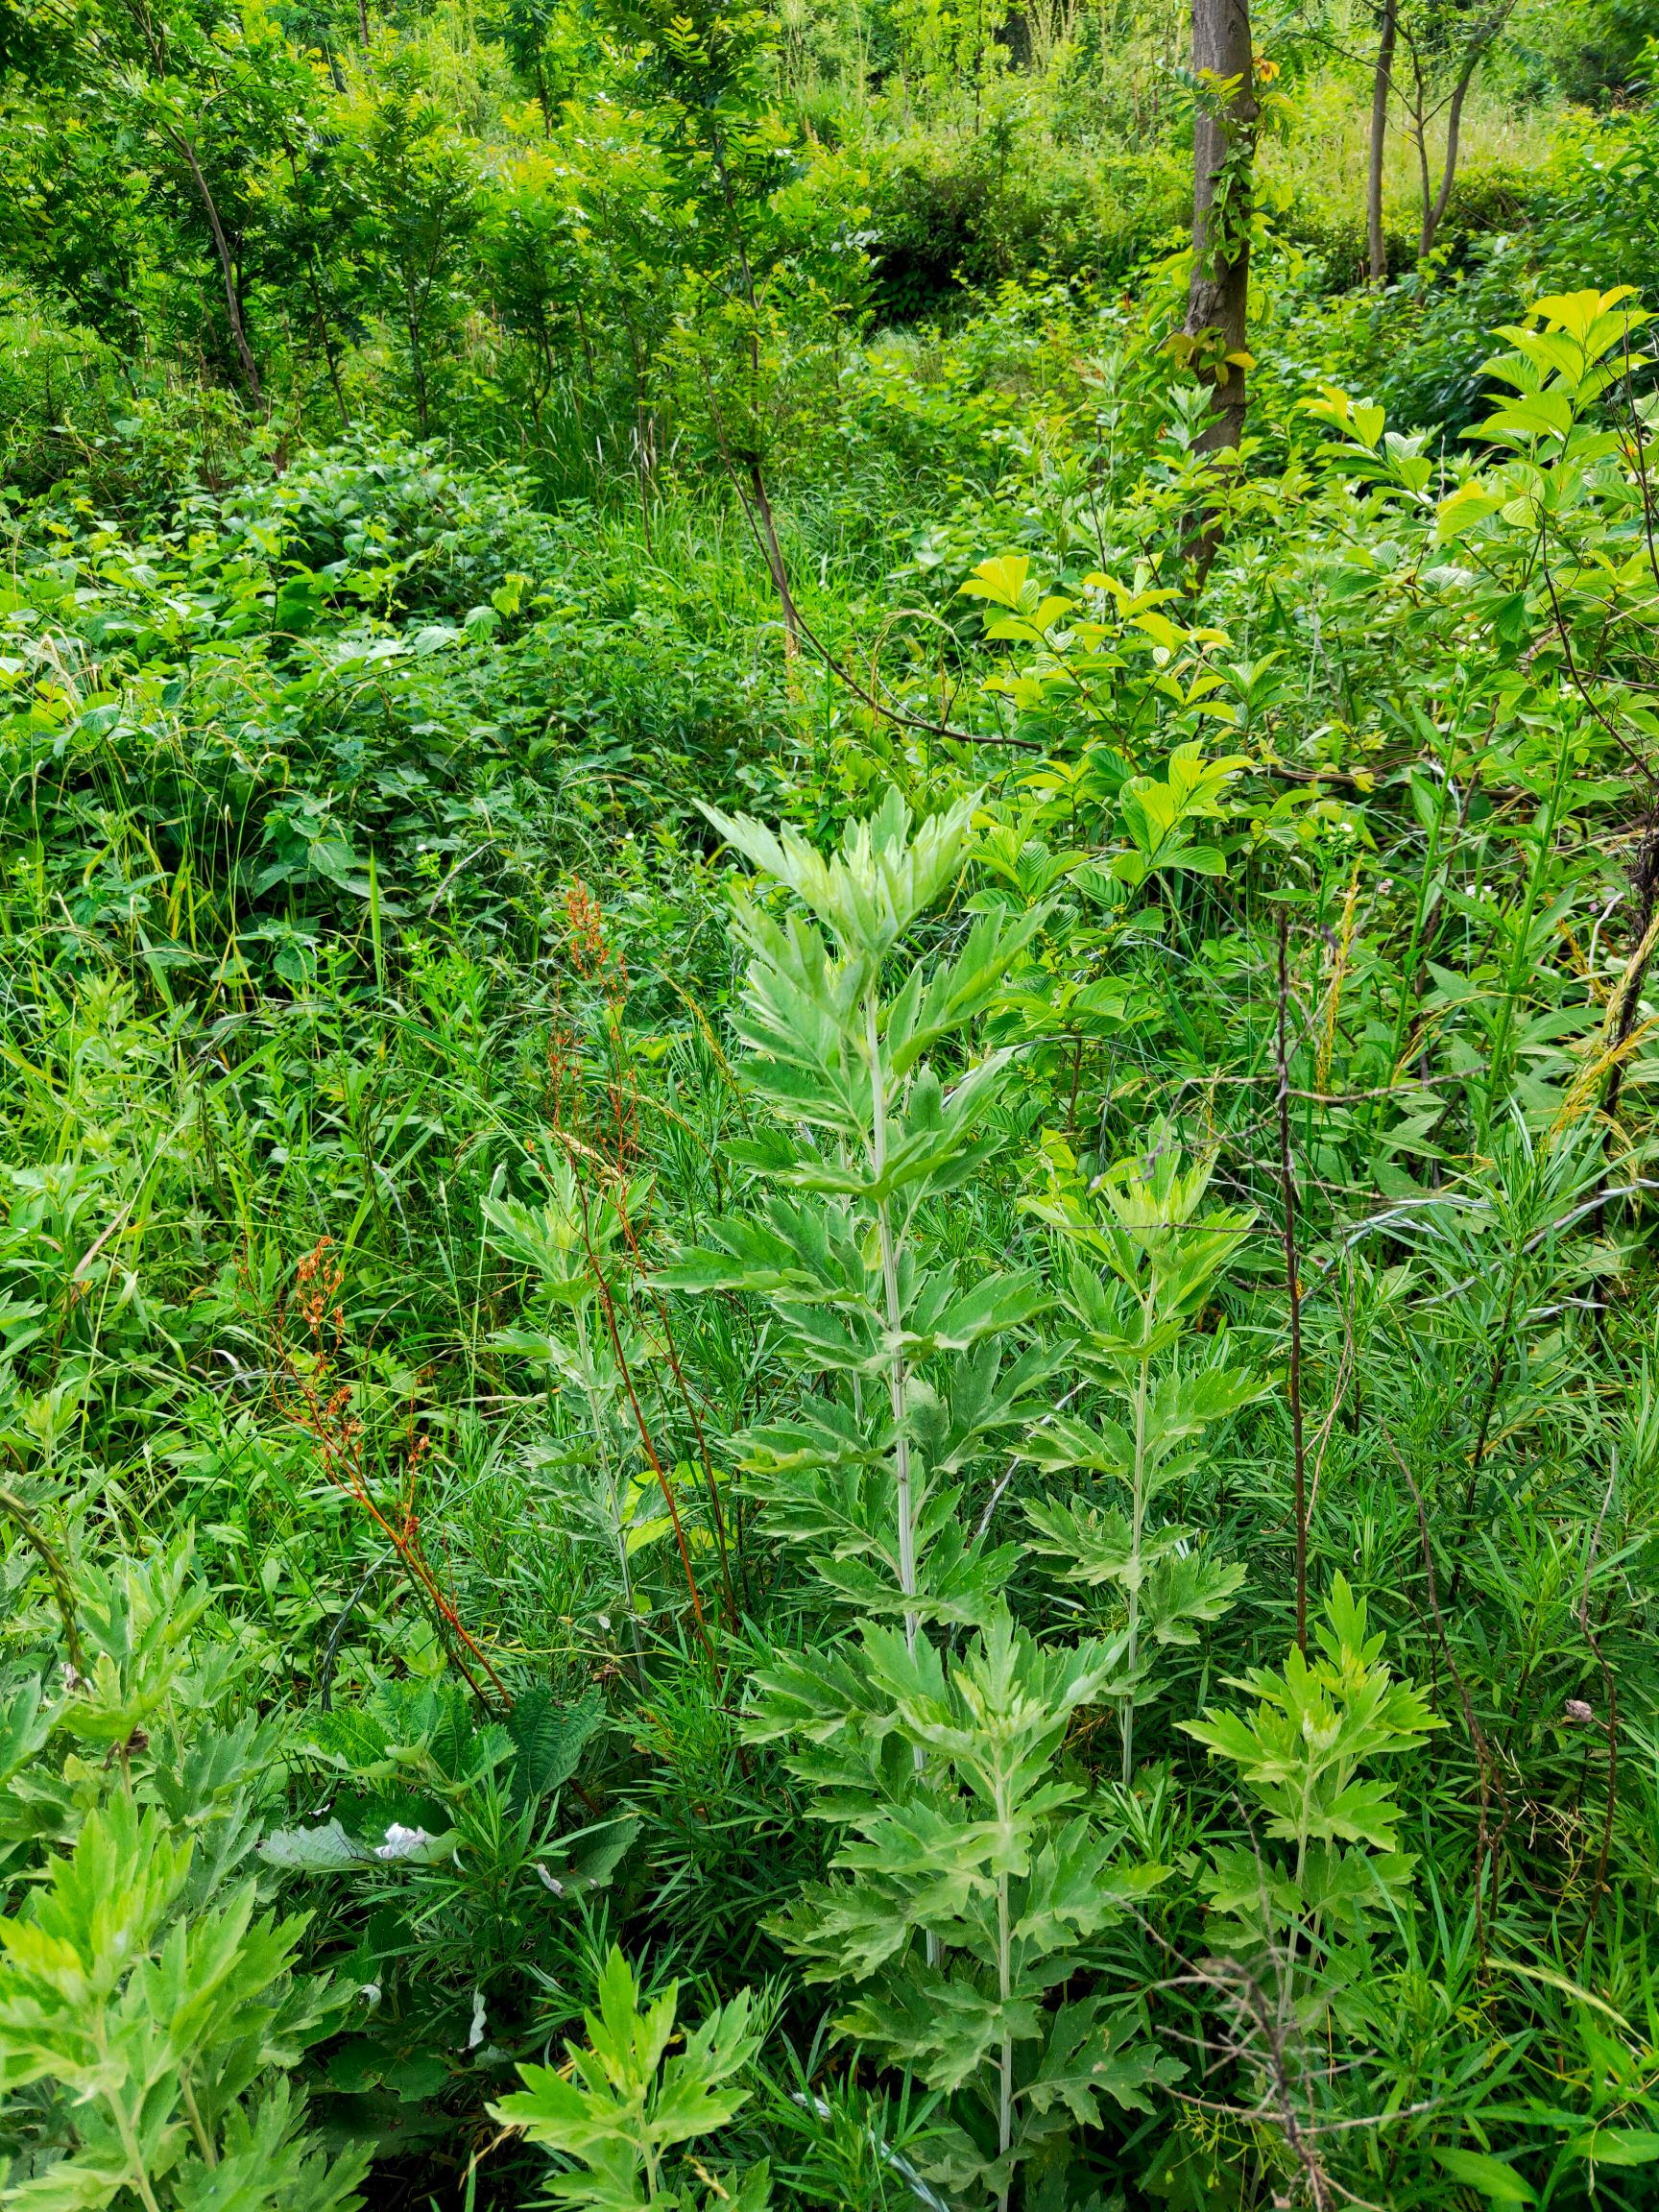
[162, 126, 265, 412]
[635, 405, 656, 557]
[357, 0, 370, 48]
[306, 264, 350, 429]
[749, 461, 801, 661]
[1367, 0, 1396, 281]
[1409, 3, 1514, 259]
[573, 296, 598, 405]
[1420, 60, 1476, 257]
[1407, 50, 1433, 257]
[1184, 0, 1257, 458]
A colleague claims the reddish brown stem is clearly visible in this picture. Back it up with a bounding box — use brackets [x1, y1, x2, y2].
[1276, 904, 1308, 1654]
[573, 1174, 719, 1676]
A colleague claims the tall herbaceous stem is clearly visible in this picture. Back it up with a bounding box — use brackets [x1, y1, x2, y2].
[1483, 711, 1574, 1137]
[1382, 740, 1455, 1100]
[997, 1858, 1013, 2212]
[674, 786, 1046, 1647]
[1024, 1136, 1264, 1791]
[1124, 1304, 1152, 1786]
[863, 945, 935, 1977]
[98, 2008, 163, 2212]
[866, 984, 917, 1648]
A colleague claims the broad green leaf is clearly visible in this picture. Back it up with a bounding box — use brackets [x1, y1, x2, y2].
[1431, 2148, 1535, 2203]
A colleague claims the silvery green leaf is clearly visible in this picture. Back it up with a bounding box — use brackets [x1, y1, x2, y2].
[257, 1819, 374, 1871]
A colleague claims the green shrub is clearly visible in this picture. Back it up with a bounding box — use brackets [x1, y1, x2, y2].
[855, 125, 1187, 319]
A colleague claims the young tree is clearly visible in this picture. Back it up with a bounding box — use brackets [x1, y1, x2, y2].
[601, 0, 867, 650]
[1397, 0, 1518, 259]
[345, 62, 479, 437]
[500, 0, 589, 133]
[0, 0, 388, 423]
[479, 155, 595, 426]
[259, 111, 372, 429]
[0, 97, 156, 372]
[92, 0, 316, 410]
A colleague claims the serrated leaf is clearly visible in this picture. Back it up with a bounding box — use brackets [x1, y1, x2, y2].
[258, 1819, 373, 1871]
[508, 1687, 604, 1803]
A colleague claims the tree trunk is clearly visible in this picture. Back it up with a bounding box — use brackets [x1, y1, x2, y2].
[1184, 0, 1257, 459]
[748, 461, 801, 662]
[305, 257, 350, 428]
[1367, 0, 1395, 282]
[1406, 0, 1514, 260]
[573, 296, 598, 405]
[1419, 59, 1475, 257]
[162, 125, 265, 413]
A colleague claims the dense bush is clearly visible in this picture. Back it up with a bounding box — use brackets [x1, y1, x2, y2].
[853, 121, 1188, 318]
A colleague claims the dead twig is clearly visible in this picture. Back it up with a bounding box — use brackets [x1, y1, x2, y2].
[1382, 1427, 1509, 1962]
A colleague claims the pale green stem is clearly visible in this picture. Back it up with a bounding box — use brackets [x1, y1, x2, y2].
[996, 1865, 1013, 2212]
[96, 2011, 164, 2212]
[1286, 1770, 1319, 2014]
[180, 2073, 217, 2166]
[838, 1141, 865, 1431]
[643, 2123, 661, 2203]
[115, 2112, 166, 2212]
[867, 990, 917, 1649]
[1483, 714, 1572, 1138]
[868, 989, 936, 1965]
[1122, 1302, 1153, 1788]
